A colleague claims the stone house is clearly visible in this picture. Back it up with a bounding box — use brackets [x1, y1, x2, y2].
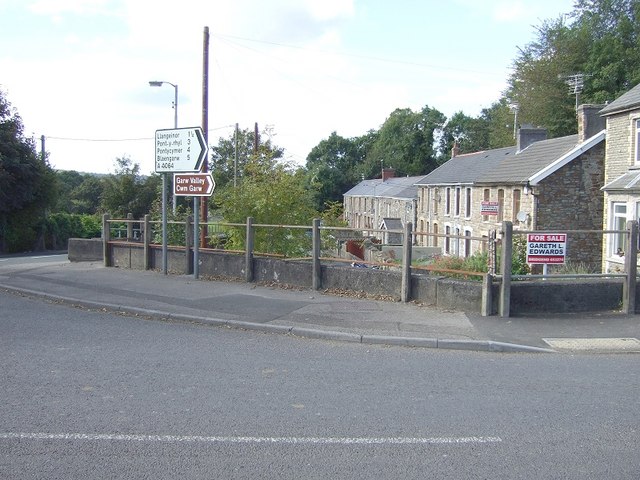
[343, 169, 421, 241]
[414, 105, 606, 266]
[600, 83, 640, 272]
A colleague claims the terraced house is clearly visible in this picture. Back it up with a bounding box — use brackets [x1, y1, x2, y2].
[600, 83, 640, 272]
[415, 105, 606, 267]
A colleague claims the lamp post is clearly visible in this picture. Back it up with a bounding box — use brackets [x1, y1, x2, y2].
[149, 80, 178, 214]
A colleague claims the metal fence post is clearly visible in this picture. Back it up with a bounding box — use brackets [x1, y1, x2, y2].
[143, 214, 151, 270]
[186, 215, 194, 276]
[312, 218, 322, 290]
[623, 220, 638, 314]
[482, 230, 497, 316]
[102, 213, 111, 267]
[499, 221, 513, 318]
[245, 217, 254, 282]
[401, 222, 413, 303]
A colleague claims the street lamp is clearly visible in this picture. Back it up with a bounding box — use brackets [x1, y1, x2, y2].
[149, 80, 179, 215]
[149, 80, 178, 129]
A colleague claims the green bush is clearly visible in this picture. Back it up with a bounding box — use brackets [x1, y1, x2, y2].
[44, 213, 101, 250]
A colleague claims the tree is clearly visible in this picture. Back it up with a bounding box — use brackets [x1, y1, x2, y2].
[100, 157, 160, 218]
[209, 126, 284, 192]
[216, 144, 317, 257]
[69, 175, 104, 215]
[0, 90, 57, 252]
[506, 17, 585, 137]
[573, 0, 640, 100]
[304, 132, 364, 211]
[438, 111, 491, 160]
[362, 106, 446, 178]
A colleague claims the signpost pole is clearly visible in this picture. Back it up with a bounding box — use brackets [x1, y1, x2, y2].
[194, 197, 200, 279]
[162, 173, 168, 275]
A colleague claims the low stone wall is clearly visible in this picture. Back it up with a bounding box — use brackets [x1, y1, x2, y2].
[69, 239, 630, 315]
[509, 280, 623, 314]
[67, 238, 102, 262]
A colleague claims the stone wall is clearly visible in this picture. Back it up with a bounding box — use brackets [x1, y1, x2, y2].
[69, 239, 632, 315]
[535, 144, 605, 266]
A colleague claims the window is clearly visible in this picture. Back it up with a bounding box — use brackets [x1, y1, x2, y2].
[636, 119, 640, 164]
[465, 188, 472, 218]
[464, 230, 472, 258]
[497, 189, 504, 222]
[419, 219, 425, 246]
[512, 189, 521, 222]
[455, 187, 461, 216]
[455, 227, 460, 255]
[483, 188, 490, 222]
[445, 188, 451, 215]
[445, 225, 451, 254]
[433, 223, 438, 247]
[433, 189, 439, 215]
[611, 203, 627, 256]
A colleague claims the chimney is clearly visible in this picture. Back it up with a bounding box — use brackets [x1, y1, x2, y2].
[517, 125, 547, 152]
[382, 168, 395, 181]
[577, 104, 606, 143]
[451, 141, 460, 158]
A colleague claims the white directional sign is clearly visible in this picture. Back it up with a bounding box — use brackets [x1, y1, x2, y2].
[155, 127, 207, 173]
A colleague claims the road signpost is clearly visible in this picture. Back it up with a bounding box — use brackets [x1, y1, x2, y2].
[171, 172, 216, 280]
[154, 127, 209, 276]
[173, 172, 215, 197]
[155, 127, 207, 173]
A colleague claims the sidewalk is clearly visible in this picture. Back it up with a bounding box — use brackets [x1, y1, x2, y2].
[1, 256, 639, 354]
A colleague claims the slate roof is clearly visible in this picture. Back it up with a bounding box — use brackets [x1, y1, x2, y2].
[415, 147, 515, 186]
[479, 135, 580, 184]
[344, 175, 424, 199]
[602, 170, 640, 192]
[416, 132, 605, 187]
[600, 83, 640, 116]
[380, 218, 403, 230]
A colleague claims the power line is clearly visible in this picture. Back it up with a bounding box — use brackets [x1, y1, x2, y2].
[44, 125, 235, 143]
[213, 33, 504, 78]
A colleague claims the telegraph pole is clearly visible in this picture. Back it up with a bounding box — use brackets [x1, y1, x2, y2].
[200, 26, 209, 249]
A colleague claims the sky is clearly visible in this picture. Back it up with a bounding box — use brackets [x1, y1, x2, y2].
[0, 0, 576, 175]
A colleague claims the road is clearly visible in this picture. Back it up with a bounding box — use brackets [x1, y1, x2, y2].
[1, 288, 639, 479]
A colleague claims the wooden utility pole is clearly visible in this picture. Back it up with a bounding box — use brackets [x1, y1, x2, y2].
[200, 26, 209, 248]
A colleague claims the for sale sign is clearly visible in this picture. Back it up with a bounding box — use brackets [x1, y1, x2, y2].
[481, 201, 499, 215]
[526, 233, 567, 264]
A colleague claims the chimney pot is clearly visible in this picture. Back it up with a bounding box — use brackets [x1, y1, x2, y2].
[451, 142, 460, 158]
[382, 168, 395, 181]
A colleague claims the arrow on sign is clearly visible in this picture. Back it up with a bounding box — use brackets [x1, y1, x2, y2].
[173, 172, 216, 197]
[155, 127, 208, 173]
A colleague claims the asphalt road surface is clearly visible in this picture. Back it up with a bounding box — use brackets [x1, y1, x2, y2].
[1, 290, 639, 479]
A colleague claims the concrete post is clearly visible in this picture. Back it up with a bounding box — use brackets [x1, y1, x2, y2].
[245, 217, 254, 282]
[623, 220, 638, 314]
[102, 214, 111, 267]
[499, 221, 513, 318]
[126, 213, 133, 241]
[186, 215, 194, 276]
[481, 273, 493, 316]
[143, 214, 151, 270]
[401, 222, 413, 303]
[312, 218, 322, 290]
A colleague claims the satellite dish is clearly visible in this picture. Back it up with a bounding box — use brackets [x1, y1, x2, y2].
[516, 211, 528, 223]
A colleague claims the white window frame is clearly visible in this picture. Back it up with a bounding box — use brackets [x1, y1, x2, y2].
[610, 202, 628, 258]
[465, 187, 472, 218]
[464, 229, 472, 258]
[445, 187, 451, 216]
[635, 119, 640, 165]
